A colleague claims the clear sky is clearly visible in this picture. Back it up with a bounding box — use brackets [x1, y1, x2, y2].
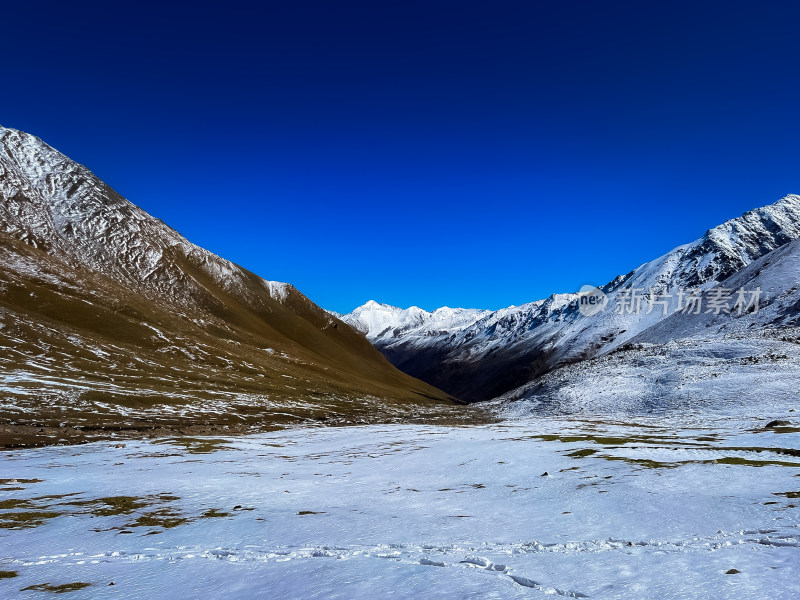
[3, 1, 799, 313]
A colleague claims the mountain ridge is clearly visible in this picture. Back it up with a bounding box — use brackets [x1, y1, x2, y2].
[493, 235, 800, 415]
[0, 126, 466, 447]
[342, 194, 800, 402]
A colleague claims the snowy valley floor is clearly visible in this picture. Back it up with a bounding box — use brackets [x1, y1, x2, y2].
[1, 414, 799, 599]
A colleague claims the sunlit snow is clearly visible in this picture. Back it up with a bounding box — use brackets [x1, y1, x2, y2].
[2, 413, 799, 598]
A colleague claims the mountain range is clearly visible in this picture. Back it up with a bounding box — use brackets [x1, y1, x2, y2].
[3, 124, 799, 444]
[343, 195, 800, 403]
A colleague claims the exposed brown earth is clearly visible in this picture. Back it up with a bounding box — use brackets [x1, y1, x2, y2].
[0, 127, 469, 448]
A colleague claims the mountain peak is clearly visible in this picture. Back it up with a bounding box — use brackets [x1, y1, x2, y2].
[1, 127, 295, 311]
[364, 299, 390, 309]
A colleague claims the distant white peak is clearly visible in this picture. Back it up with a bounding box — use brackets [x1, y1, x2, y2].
[359, 300, 401, 311]
[431, 307, 459, 319]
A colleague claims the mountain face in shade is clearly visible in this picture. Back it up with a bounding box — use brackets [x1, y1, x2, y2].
[0, 126, 459, 447]
[343, 195, 800, 402]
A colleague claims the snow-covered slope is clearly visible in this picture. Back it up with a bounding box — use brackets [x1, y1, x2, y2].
[0, 126, 457, 446]
[493, 236, 800, 415]
[5, 417, 800, 599]
[634, 236, 800, 343]
[344, 195, 800, 402]
[492, 328, 800, 417]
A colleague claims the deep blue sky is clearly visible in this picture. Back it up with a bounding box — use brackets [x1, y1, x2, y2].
[3, 1, 799, 313]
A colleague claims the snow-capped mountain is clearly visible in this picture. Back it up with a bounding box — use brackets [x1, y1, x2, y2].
[345, 300, 491, 341]
[343, 195, 800, 402]
[0, 126, 456, 446]
[0, 125, 290, 307]
[494, 235, 800, 415]
[633, 233, 800, 343]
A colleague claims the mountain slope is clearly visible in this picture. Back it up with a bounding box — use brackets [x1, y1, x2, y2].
[493, 237, 800, 416]
[344, 195, 800, 402]
[633, 236, 800, 342]
[0, 126, 463, 447]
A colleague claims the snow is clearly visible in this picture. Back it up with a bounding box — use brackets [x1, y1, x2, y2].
[1, 416, 799, 598]
[3, 124, 800, 598]
[340, 194, 800, 401]
[344, 301, 491, 341]
[0, 126, 293, 312]
[265, 280, 291, 302]
[493, 331, 800, 416]
[636, 236, 800, 343]
[491, 235, 800, 414]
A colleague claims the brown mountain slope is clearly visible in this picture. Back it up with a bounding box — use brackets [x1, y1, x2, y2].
[0, 126, 470, 447]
